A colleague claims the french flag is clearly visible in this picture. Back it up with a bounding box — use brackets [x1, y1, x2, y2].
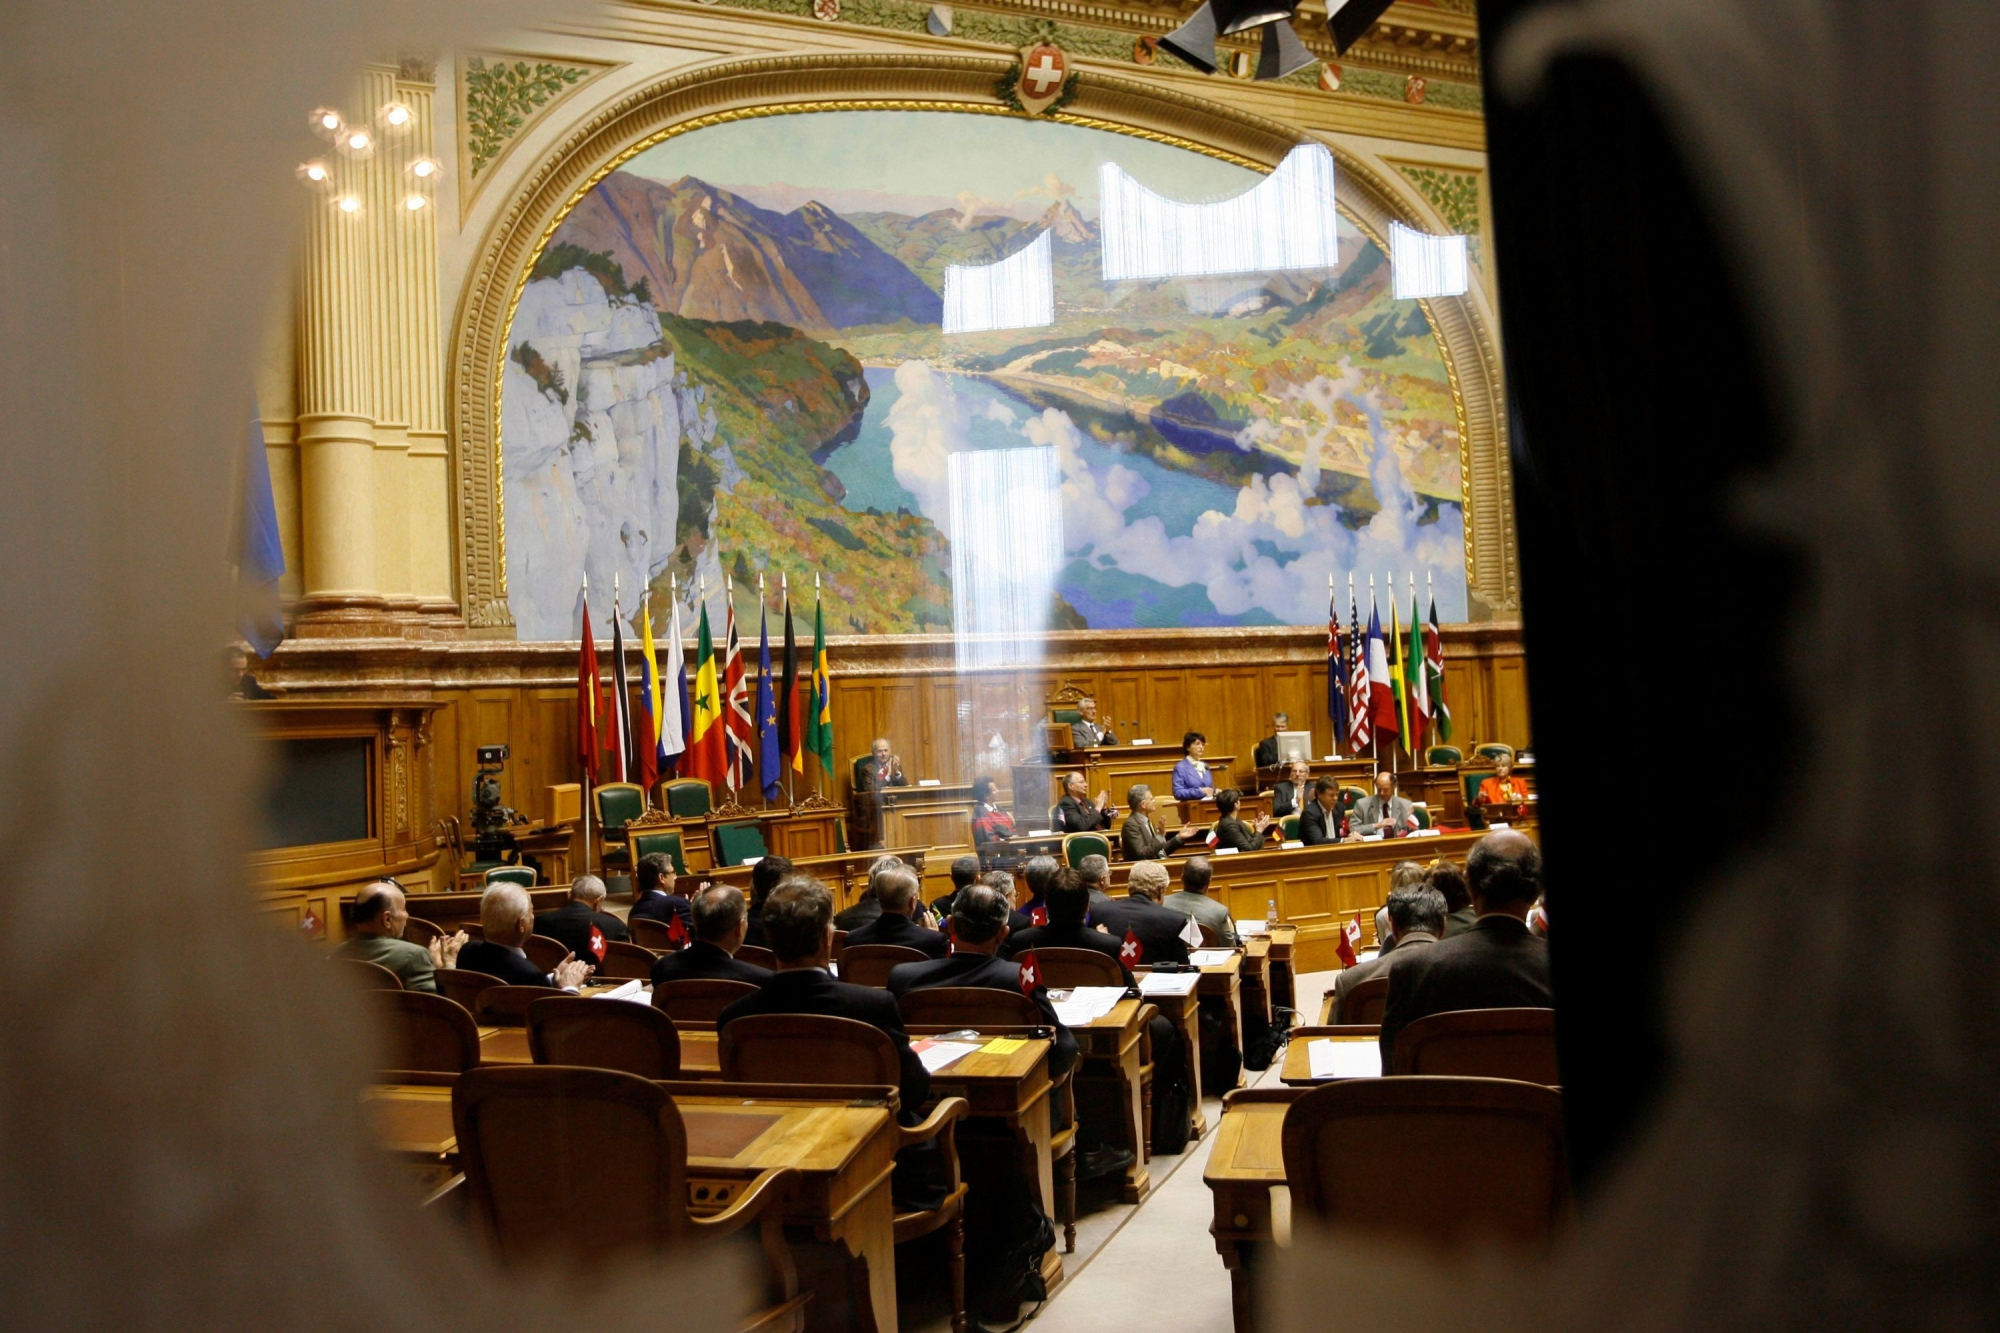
[1365, 600, 1399, 741]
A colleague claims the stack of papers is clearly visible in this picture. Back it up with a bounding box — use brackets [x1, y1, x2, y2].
[1137, 972, 1200, 997]
[1307, 1038, 1382, 1080]
[912, 1039, 982, 1073]
[1049, 986, 1127, 1026]
[591, 979, 648, 1005]
[1235, 920, 1272, 937]
[1188, 949, 1236, 968]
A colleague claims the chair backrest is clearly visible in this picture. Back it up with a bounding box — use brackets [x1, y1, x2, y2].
[734, 944, 776, 970]
[1282, 1076, 1567, 1248]
[1411, 803, 1433, 829]
[337, 958, 404, 990]
[628, 828, 687, 875]
[1281, 816, 1301, 840]
[401, 916, 445, 947]
[1339, 974, 1392, 1026]
[719, 1013, 904, 1087]
[522, 933, 570, 973]
[436, 967, 500, 1015]
[1051, 707, 1083, 725]
[839, 944, 928, 988]
[1062, 832, 1111, 868]
[661, 779, 713, 819]
[476, 984, 553, 1025]
[1339, 785, 1369, 813]
[628, 917, 681, 952]
[1197, 922, 1228, 947]
[714, 821, 769, 867]
[830, 929, 849, 961]
[597, 940, 657, 980]
[527, 995, 681, 1079]
[484, 865, 537, 888]
[1427, 745, 1464, 766]
[898, 986, 1043, 1029]
[1391, 1008, 1560, 1085]
[1034, 947, 1126, 988]
[593, 782, 647, 833]
[652, 978, 760, 1024]
[374, 989, 481, 1074]
[453, 1065, 693, 1269]
[1473, 742, 1516, 763]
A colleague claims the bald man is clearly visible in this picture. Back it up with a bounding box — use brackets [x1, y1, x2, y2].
[332, 880, 462, 992]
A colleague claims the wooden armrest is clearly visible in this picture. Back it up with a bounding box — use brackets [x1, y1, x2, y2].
[898, 1095, 967, 1150]
[689, 1166, 798, 1241]
[1221, 1086, 1308, 1109]
[420, 1173, 464, 1210]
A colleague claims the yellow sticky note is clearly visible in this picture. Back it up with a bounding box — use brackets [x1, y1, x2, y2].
[982, 1037, 1027, 1055]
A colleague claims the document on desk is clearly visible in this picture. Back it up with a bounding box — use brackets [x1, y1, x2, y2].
[1188, 949, 1236, 967]
[1235, 920, 1271, 937]
[591, 979, 649, 1005]
[912, 1039, 983, 1072]
[1308, 1038, 1381, 1080]
[1138, 972, 1200, 997]
[1050, 986, 1127, 1026]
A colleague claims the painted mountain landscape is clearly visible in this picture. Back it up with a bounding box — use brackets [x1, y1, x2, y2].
[501, 110, 1467, 641]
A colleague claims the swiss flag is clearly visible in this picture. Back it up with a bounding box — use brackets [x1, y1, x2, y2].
[299, 909, 324, 941]
[1017, 951, 1040, 994]
[587, 925, 606, 961]
[1030, 905, 1049, 927]
[1335, 913, 1362, 968]
[1119, 929, 1142, 966]
[666, 913, 689, 948]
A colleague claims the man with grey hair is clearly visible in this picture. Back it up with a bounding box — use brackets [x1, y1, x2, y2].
[534, 873, 628, 970]
[978, 867, 1034, 933]
[650, 884, 772, 985]
[1077, 853, 1115, 918]
[1090, 860, 1191, 966]
[1335, 883, 1447, 1021]
[1120, 783, 1200, 861]
[835, 853, 909, 932]
[852, 737, 908, 850]
[332, 880, 464, 992]
[842, 861, 948, 957]
[456, 883, 592, 989]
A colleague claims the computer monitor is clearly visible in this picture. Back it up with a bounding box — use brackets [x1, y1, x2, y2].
[1275, 731, 1312, 764]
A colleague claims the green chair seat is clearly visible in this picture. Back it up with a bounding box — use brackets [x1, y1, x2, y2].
[1427, 745, 1463, 766]
[714, 821, 769, 867]
[1281, 817, 1300, 841]
[629, 828, 687, 875]
[1462, 770, 1495, 829]
[662, 779, 712, 819]
[594, 782, 647, 833]
[483, 865, 537, 888]
[1062, 832, 1111, 868]
[1410, 804, 1433, 830]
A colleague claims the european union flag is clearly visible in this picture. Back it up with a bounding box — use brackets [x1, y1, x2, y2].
[756, 603, 781, 802]
[235, 402, 286, 655]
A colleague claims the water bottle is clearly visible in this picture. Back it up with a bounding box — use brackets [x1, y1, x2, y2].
[1266, 898, 1279, 927]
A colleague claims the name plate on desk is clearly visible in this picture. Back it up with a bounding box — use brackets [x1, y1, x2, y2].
[1132, 738, 1153, 746]
[1214, 846, 1239, 855]
[917, 778, 943, 787]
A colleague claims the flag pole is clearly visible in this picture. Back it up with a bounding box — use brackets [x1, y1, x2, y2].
[1368, 572, 1378, 771]
[783, 570, 795, 809]
[758, 570, 770, 810]
[582, 572, 594, 878]
[1346, 570, 1355, 759]
[1327, 569, 1335, 760]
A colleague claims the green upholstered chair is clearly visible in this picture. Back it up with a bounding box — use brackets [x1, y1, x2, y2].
[1473, 742, 1516, 764]
[628, 828, 688, 876]
[1062, 832, 1111, 869]
[660, 779, 713, 819]
[483, 865, 537, 888]
[1282, 816, 1301, 841]
[1427, 745, 1464, 766]
[1410, 804, 1433, 830]
[1461, 770, 1496, 829]
[1051, 707, 1083, 726]
[593, 782, 647, 833]
[834, 818, 847, 853]
[1339, 786, 1369, 817]
[714, 821, 770, 867]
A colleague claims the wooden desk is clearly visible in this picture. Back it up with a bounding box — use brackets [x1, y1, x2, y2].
[706, 847, 930, 913]
[1240, 937, 1273, 1033]
[1242, 925, 1297, 1015]
[1249, 758, 1373, 793]
[1069, 997, 1151, 1202]
[1019, 747, 1237, 831]
[1204, 1087, 1307, 1333]
[1197, 952, 1245, 1088]
[1277, 1027, 1380, 1086]
[365, 1082, 902, 1333]
[758, 804, 845, 860]
[1134, 978, 1206, 1140]
[511, 820, 579, 888]
[476, 1019, 721, 1077]
[874, 784, 974, 859]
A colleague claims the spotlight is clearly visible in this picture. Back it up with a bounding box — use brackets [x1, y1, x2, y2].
[336, 194, 361, 214]
[296, 160, 331, 184]
[404, 194, 428, 212]
[346, 130, 372, 153]
[382, 102, 412, 127]
[409, 157, 439, 179]
[311, 108, 344, 135]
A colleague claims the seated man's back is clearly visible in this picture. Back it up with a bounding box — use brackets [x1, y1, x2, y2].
[841, 862, 948, 957]
[534, 875, 628, 968]
[887, 884, 1078, 1076]
[652, 883, 772, 986]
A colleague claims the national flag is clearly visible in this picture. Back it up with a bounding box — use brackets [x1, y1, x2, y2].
[658, 591, 686, 769]
[577, 591, 606, 782]
[234, 402, 286, 655]
[1030, 904, 1049, 927]
[1365, 599, 1399, 742]
[756, 599, 781, 803]
[636, 597, 662, 793]
[1346, 594, 1371, 754]
[1406, 584, 1430, 753]
[687, 599, 727, 788]
[668, 592, 691, 775]
[722, 593, 752, 793]
[1388, 592, 1410, 755]
[587, 924, 606, 962]
[806, 586, 836, 777]
[1178, 913, 1203, 948]
[609, 599, 633, 783]
[1326, 584, 1347, 755]
[780, 586, 803, 774]
[1424, 592, 1452, 743]
[1335, 913, 1362, 968]
[1119, 929, 1143, 965]
[1017, 951, 1040, 994]
[666, 912, 688, 948]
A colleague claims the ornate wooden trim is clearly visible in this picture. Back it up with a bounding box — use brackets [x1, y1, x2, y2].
[792, 793, 839, 812]
[446, 49, 1515, 635]
[625, 807, 677, 829]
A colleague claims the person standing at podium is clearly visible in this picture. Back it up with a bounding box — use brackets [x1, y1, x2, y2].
[1055, 770, 1114, 833]
[1071, 696, 1116, 747]
[852, 737, 908, 850]
[1172, 731, 1216, 801]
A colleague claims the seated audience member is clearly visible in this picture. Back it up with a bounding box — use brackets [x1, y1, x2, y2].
[1069, 694, 1116, 747]
[1379, 831, 1553, 1066]
[978, 868, 1035, 935]
[1005, 867, 1129, 980]
[887, 885, 1077, 1078]
[1211, 788, 1276, 851]
[1055, 770, 1115, 833]
[1476, 753, 1531, 811]
[1253, 712, 1289, 770]
[834, 854, 906, 931]
[1121, 784, 1200, 860]
[1351, 769, 1419, 838]
[457, 883, 592, 989]
[534, 874, 629, 970]
[1171, 731, 1216, 802]
[629, 853, 694, 933]
[1017, 854, 1059, 921]
[841, 863, 949, 958]
[1091, 861, 1192, 967]
[1299, 776, 1350, 846]
[1270, 760, 1313, 819]
[1164, 856, 1238, 946]
[1427, 858, 1477, 938]
[742, 854, 792, 948]
[1334, 884, 1446, 1021]
[932, 854, 980, 920]
[333, 880, 462, 992]
[1374, 860, 1431, 953]
[716, 877, 929, 1113]
[1077, 854, 1115, 919]
[649, 885, 772, 986]
[970, 776, 1015, 860]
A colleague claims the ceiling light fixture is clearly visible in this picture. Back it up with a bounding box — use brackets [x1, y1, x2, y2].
[336, 194, 361, 214]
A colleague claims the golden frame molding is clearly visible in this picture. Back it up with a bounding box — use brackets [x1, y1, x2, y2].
[446, 50, 1516, 635]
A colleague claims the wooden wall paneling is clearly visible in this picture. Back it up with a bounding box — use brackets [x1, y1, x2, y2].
[1100, 672, 1145, 740]
[832, 679, 880, 777]
[1141, 671, 1188, 746]
[1265, 663, 1314, 748]
[1491, 657, 1532, 748]
[877, 678, 920, 777]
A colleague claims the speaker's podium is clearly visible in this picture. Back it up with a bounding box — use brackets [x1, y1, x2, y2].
[1473, 798, 1533, 827]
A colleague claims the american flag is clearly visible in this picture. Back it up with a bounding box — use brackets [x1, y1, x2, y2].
[1346, 593, 1372, 753]
[722, 592, 753, 793]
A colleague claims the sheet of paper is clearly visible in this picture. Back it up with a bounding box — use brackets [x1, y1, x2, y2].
[1280, 839, 1304, 850]
[1488, 821, 1510, 830]
[1409, 827, 1442, 839]
[1214, 846, 1239, 856]
[1189, 949, 1236, 968]
[1308, 1038, 1381, 1080]
[912, 1039, 982, 1072]
[1138, 971, 1200, 996]
[1028, 829, 1054, 837]
[1049, 986, 1126, 1026]
[1236, 920, 1271, 936]
[591, 979, 647, 1005]
[981, 1036, 1027, 1055]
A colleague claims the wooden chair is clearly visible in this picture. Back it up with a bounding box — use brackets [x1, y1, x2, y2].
[659, 778, 713, 819]
[1062, 832, 1111, 869]
[1338, 974, 1391, 1026]
[401, 916, 445, 948]
[452, 1065, 805, 1331]
[1281, 1076, 1568, 1249]
[476, 985, 554, 1026]
[521, 933, 571, 973]
[897, 986, 1043, 1029]
[484, 865, 537, 888]
[373, 989, 481, 1075]
[1427, 744, 1464, 766]
[718, 1014, 971, 1333]
[526, 995, 681, 1078]
[735, 945, 777, 970]
[653, 978, 760, 1025]
[714, 820, 770, 867]
[1033, 947, 1127, 989]
[629, 826, 689, 875]
[336, 958, 403, 990]
[435, 967, 499, 1015]
[628, 916, 681, 952]
[1390, 1008, 1560, 1085]
[597, 940, 658, 981]
[830, 930, 849, 961]
[593, 781, 648, 873]
[839, 943, 927, 988]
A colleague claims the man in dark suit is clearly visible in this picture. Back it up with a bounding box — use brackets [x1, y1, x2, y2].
[1088, 861, 1192, 968]
[1379, 831, 1553, 1068]
[650, 885, 773, 985]
[834, 854, 911, 932]
[931, 854, 980, 921]
[842, 863, 949, 958]
[979, 868, 1035, 935]
[1120, 784, 1201, 860]
[629, 853, 694, 933]
[1005, 867, 1131, 981]
[1332, 884, 1444, 1021]
[887, 885, 1078, 1078]
[1252, 712, 1289, 770]
[1300, 776, 1351, 846]
[1054, 770, 1114, 833]
[741, 854, 792, 949]
[717, 877, 930, 1114]
[852, 737, 907, 850]
[456, 883, 593, 989]
[534, 874, 629, 970]
[1269, 760, 1313, 819]
[1077, 854, 1116, 922]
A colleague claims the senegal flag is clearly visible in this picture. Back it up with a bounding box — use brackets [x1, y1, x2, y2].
[687, 599, 727, 787]
[1405, 584, 1430, 752]
[806, 586, 835, 777]
[1388, 591, 1410, 753]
